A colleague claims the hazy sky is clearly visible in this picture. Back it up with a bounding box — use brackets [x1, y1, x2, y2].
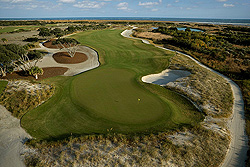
[0, 0, 249, 19]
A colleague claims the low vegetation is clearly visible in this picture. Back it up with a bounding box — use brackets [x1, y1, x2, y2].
[23, 125, 229, 167]
[0, 80, 54, 118]
[168, 54, 233, 118]
[0, 80, 8, 94]
[134, 24, 250, 164]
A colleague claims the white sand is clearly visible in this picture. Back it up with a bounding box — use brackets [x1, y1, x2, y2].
[121, 28, 151, 45]
[0, 105, 30, 167]
[36, 43, 100, 76]
[142, 69, 191, 86]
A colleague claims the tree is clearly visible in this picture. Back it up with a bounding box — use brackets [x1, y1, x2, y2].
[0, 45, 19, 77]
[5, 44, 31, 72]
[0, 53, 11, 77]
[38, 27, 52, 37]
[56, 33, 63, 39]
[28, 66, 43, 79]
[56, 38, 80, 58]
[1, 38, 7, 44]
[4, 44, 42, 72]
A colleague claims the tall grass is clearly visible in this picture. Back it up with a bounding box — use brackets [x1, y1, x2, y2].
[0, 80, 54, 118]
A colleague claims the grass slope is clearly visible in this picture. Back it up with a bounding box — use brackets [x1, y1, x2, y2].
[21, 29, 203, 140]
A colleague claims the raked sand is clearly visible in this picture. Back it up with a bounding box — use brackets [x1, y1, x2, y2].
[36, 43, 100, 76]
[142, 69, 191, 86]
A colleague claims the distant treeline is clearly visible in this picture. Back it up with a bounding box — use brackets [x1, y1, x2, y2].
[0, 20, 175, 26]
[224, 26, 250, 32]
[0, 20, 42, 26]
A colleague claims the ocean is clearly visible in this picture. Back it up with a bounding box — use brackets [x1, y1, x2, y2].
[0, 17, 250, 26]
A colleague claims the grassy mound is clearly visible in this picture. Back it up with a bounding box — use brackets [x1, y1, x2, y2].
[21, 29, 203, 140]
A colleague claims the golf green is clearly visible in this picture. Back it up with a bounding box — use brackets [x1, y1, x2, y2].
[72, 68, 168, 124]
[21, 29, 203, 140]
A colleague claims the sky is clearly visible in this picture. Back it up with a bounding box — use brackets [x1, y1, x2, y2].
[0, 0, 249, 19]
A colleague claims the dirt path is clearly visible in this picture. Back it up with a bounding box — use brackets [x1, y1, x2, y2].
[0, 105, 30, 167]
[121, 28, 248, 167]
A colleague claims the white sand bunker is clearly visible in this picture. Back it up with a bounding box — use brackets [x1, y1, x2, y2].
[142, 69, 191, 86]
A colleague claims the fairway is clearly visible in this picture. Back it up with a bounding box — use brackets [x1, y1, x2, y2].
[21, 29, 203, 140]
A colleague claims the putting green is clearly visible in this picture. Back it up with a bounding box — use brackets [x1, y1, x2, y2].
[21, 29, 203, 140]
[72, 68, 168, 124]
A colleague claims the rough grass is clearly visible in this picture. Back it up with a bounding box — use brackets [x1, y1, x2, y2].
[168, 54, 233, 118]
[23, 125, 229, 167]
[0, 80, 8, 94]
[0, 80, 54, 118]
[21, 29, 203, 140]
[133, 31, 172, 41]
[0, 25, 38, 34]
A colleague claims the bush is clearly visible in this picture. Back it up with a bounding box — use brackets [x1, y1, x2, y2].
[27, 50, 42, 60]
[24, 37, 39, 42]
[52, 38, 80, 45]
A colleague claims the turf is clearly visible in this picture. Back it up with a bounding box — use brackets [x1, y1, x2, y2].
[21, 29, 203, 140]
[72, 68, 167, 124]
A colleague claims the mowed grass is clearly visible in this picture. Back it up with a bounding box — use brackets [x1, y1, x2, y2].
[72, 68, 168, 125]
[21, 29, 203, 140]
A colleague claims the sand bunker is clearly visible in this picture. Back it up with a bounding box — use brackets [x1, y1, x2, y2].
[142, 69, 191, 86]
[53, 52, 88, 64]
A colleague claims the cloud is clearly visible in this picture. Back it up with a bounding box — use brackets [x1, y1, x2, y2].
[25, 4, 37, 10]
[12, 0, 32, 3]
[217, 0, 227, 2]
[58, 0, 75, 3]
[223, 3, 234, 7]
[0, 0, 33, 3]
[117, 2, 129, 10]
[73, 0, 106, 9]
[151, 8, 158, 11]
[139, 1, 159, 7]
[166, 4, 172, 7]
